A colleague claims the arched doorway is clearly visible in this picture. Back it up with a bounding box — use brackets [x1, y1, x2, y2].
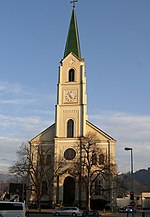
[63, 176, 75, 206]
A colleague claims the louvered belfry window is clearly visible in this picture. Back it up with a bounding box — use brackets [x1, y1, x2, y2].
[69, 69, 75, 82]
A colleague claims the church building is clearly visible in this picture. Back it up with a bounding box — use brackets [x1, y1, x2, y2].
[28, 5, 116, 209]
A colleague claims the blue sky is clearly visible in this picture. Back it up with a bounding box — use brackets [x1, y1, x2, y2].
[0, 0, 150, 173]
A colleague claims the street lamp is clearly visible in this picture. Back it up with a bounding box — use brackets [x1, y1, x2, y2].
[124, 147, 133, 192]
[124, 147, 134, 217]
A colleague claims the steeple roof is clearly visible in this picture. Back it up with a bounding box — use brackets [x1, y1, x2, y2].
[64, 8, 81, 59]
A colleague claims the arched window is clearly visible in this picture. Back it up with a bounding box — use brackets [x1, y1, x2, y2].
[99, 154, 104, 164]
[92, 153, 97, 165]
[67, 119, 74, 138]
[69, 69, 75, 82]
[95, 180, 102, 195]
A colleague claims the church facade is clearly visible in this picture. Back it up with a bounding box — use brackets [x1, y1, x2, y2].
[28, 7, 116, 209]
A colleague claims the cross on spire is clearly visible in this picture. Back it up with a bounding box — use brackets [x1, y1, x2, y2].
[70, 0, 78, 8]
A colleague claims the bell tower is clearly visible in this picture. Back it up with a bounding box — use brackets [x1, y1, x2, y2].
[55, 8, 88, 139]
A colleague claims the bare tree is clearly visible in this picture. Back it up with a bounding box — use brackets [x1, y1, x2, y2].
[74, 132, 116, 210]
[9, 142, 54, 211]
[9, 143, 29, 181]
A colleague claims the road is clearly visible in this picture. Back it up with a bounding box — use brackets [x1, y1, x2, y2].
[28, 213, 146, 217]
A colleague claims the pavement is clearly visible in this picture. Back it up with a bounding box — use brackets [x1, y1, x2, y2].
[28, 209, 118, 215]
[27, 209, 53, 214]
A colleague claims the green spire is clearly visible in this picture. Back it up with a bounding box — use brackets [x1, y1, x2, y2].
[64, 8, 81, 58]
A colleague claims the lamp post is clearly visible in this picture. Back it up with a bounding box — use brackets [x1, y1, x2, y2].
[124, 147, 133, 192]
[125, 147, 134, 217]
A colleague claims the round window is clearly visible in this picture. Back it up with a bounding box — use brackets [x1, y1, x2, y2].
[64, 148, 76, 160]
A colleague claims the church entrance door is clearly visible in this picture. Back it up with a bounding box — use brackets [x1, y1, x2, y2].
[63, 176, 75, 206]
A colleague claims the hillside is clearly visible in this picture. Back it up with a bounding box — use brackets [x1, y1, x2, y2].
[0, 173, 14, 182]
[118, 168, 150, 196]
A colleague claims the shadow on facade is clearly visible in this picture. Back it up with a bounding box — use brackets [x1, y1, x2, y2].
[91, 199, 108, 211]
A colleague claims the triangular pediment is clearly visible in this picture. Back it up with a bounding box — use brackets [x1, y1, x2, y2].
[30, 123, 55, 144]
[61, 52, 83, 65]
[86, 120, 116, 142]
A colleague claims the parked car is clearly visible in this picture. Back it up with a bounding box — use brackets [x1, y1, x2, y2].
[54, 207, 82, 216]
[82, 210, 100, 217]
[0, 201, 26, 217]
[118, 205, 136, 213]
[143, 206, 150, 210]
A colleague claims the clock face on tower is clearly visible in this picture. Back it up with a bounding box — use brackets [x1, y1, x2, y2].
[64, 90, 77, 102]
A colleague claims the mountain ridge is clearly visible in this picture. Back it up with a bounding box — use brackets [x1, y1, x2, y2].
[117, 168, 150, 196]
